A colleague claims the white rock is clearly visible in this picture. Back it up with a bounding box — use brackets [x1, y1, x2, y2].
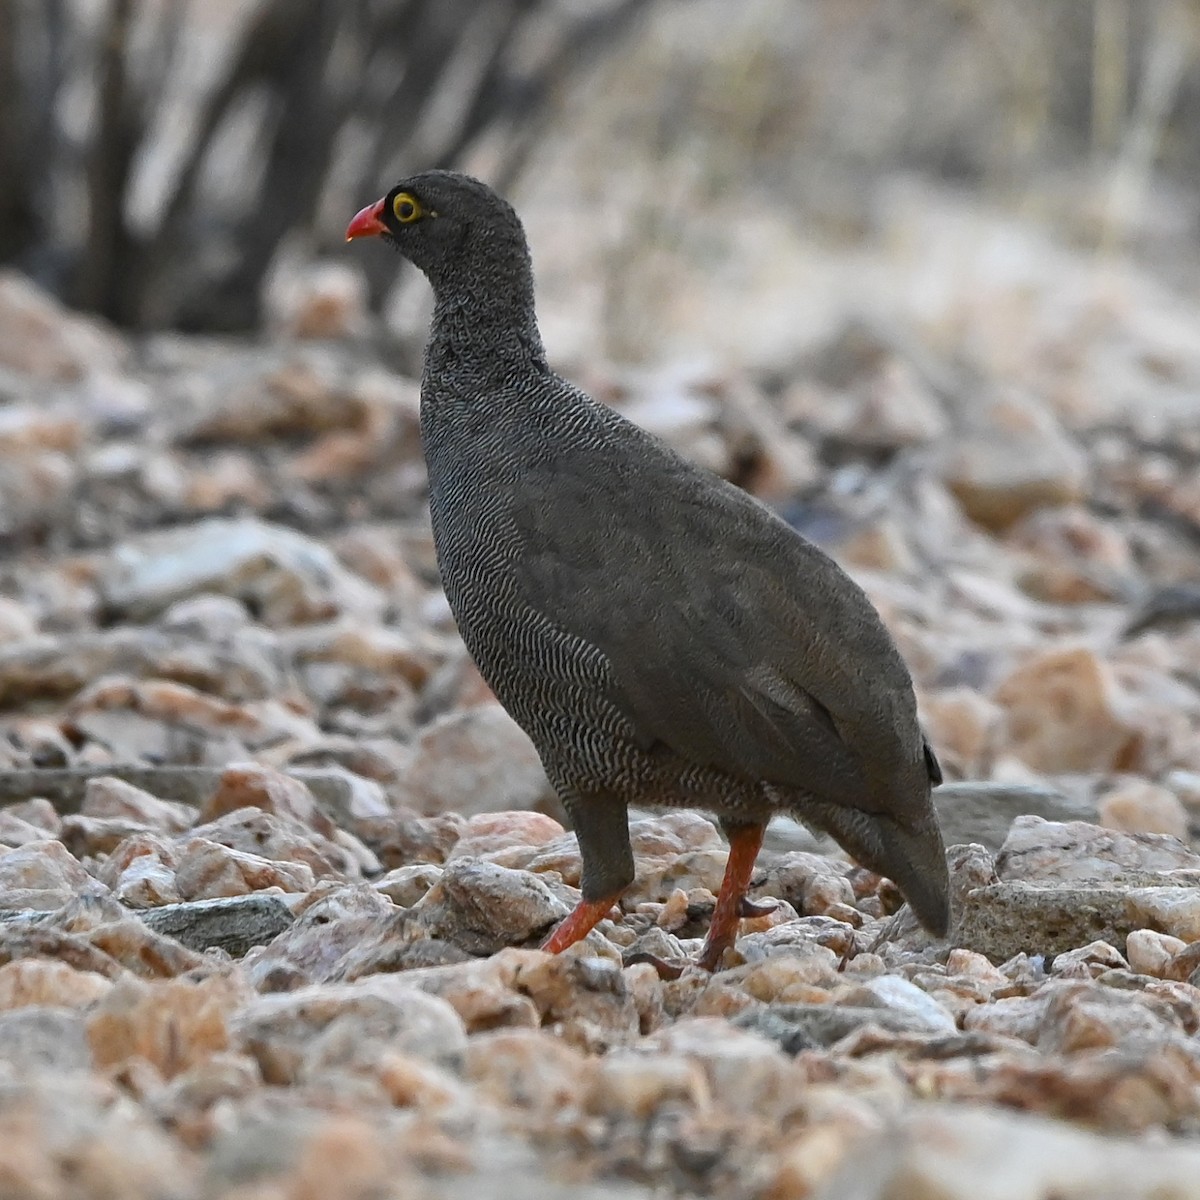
[847, 976, 957, 1034]
[814, 1104, 1200, 1199]
[100, 517, 384, 624]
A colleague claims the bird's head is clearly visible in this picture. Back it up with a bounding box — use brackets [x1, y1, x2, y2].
[345, 170, 528, 291]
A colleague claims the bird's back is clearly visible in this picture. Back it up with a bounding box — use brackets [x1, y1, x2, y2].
[422, 366, 931, 828]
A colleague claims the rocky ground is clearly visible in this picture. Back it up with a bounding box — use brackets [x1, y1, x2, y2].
[2, 172, 1200, 1199]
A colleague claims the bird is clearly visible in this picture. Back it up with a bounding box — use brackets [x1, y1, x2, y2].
[346, 171, 949, 971]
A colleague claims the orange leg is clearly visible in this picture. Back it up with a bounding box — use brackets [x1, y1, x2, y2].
[698, 822, 766, 972]
[541, 891, 624, 955]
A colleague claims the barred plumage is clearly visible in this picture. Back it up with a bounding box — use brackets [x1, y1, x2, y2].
[347, 171, 950, 970]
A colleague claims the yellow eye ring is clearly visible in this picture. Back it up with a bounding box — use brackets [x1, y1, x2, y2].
[392, 193, 422, 224]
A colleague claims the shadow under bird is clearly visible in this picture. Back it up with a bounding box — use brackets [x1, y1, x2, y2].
[347, 172, 949, 971]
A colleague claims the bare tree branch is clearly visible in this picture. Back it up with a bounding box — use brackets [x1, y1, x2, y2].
[76, 0, 139, 317]
[0, 0, 653, 331]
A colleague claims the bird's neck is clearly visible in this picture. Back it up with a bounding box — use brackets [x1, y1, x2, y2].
[426, 254, 546, 381]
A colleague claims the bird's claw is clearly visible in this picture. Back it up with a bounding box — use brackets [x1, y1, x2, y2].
[739, 897, 777, 919]
[623, 950, 688, 980]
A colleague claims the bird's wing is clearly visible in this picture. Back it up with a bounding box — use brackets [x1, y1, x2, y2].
[508, 419, 922, 817]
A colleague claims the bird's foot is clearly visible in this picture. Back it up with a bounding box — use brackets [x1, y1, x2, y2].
[541, 892, 623, 955]
[739, 897, 777, 919]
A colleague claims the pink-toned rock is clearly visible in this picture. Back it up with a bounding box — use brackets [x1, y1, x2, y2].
[447, 811, 566, 862]
[962, 987, 1056, 1043]
[629, 848, 729, 906]
[1127, 929, 1188, 978]
[81, 775, 197, 833]
[1037, 981, 1182, 1055]
[1049, 940, 1128, 979]
[752, 852, 858, 918]
[1126, 889, 1200, 944]
[0, 838, 98, 893]
[944, 949, 1011, 991]
[0, 1006, 93, 1073]
[148, 1051, 261, 1146]
[0, 798, 60, 834]
[353, 952, 539, 1034]
[816, 1104, 1200, 1195]
[937, 391, 1087, 531]
[836, 355, 950, 448]
[632, 812, 723, 857]
[7, 719, 74, 767]
[0, 451, 77, 538]
[735, 916, 858, 965]
[919, 687, 1003, 776]
[521, 811, 723, 896]
[585, 1050, 709, 1119]
[47, 894, 206, 979]
[61, 814, 164, 859]
[358, 810, 466, 870]
[738, 946, 842, 1001]
[0, 959, 114, 1010]
[181, 451, 272, 513]
[87, 970, 250, 1077]
[242, 885, 413, 990]
[200, 762, 323, 829]
[113, 856, 182, 908]
[367, 1051, 470, 1115]
[96, 832, 178, 889]
[510, 951, 641, 1052]
[174, 837, 316, 900]
[0, 596, 37, 641]
[282, 622, 434, 689]
[67, 676, 318, 762]
[171, 354, 369, 444]
[372, 863, 443, 908]
[331, 523, 425, 607]
[464, 1027, 590, 1114]
[0, 1074, 195, 1199]
[270, 262, 370, 339]
[394, 704, 554, 817]
[0, 810, 57, 848]
[644, 1017, 797, 1118]
[99, 516, 383, 624]
[838, 517, 917, 575]
[994, 648, 1140, 773]
[190, 808, 361, 879]
[1010, 504, 1134, 603]
[1099, 780, 1189, 840]
[0, 270, 125, 380]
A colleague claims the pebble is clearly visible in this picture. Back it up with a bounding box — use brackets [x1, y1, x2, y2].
[392, 704, 556, 818]
[937, 390, 1087, 532]
[1098, 779, 1190, 840]
[231, 977, 468, 1082]
[993, 648, 1139, 773]
[1126, 929, 1187, 978]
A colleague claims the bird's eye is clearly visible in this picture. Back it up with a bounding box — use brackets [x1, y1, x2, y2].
[392, 193, 422, 224]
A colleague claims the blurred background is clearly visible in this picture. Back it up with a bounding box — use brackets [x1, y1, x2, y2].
[3, 0, 1200, 352]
